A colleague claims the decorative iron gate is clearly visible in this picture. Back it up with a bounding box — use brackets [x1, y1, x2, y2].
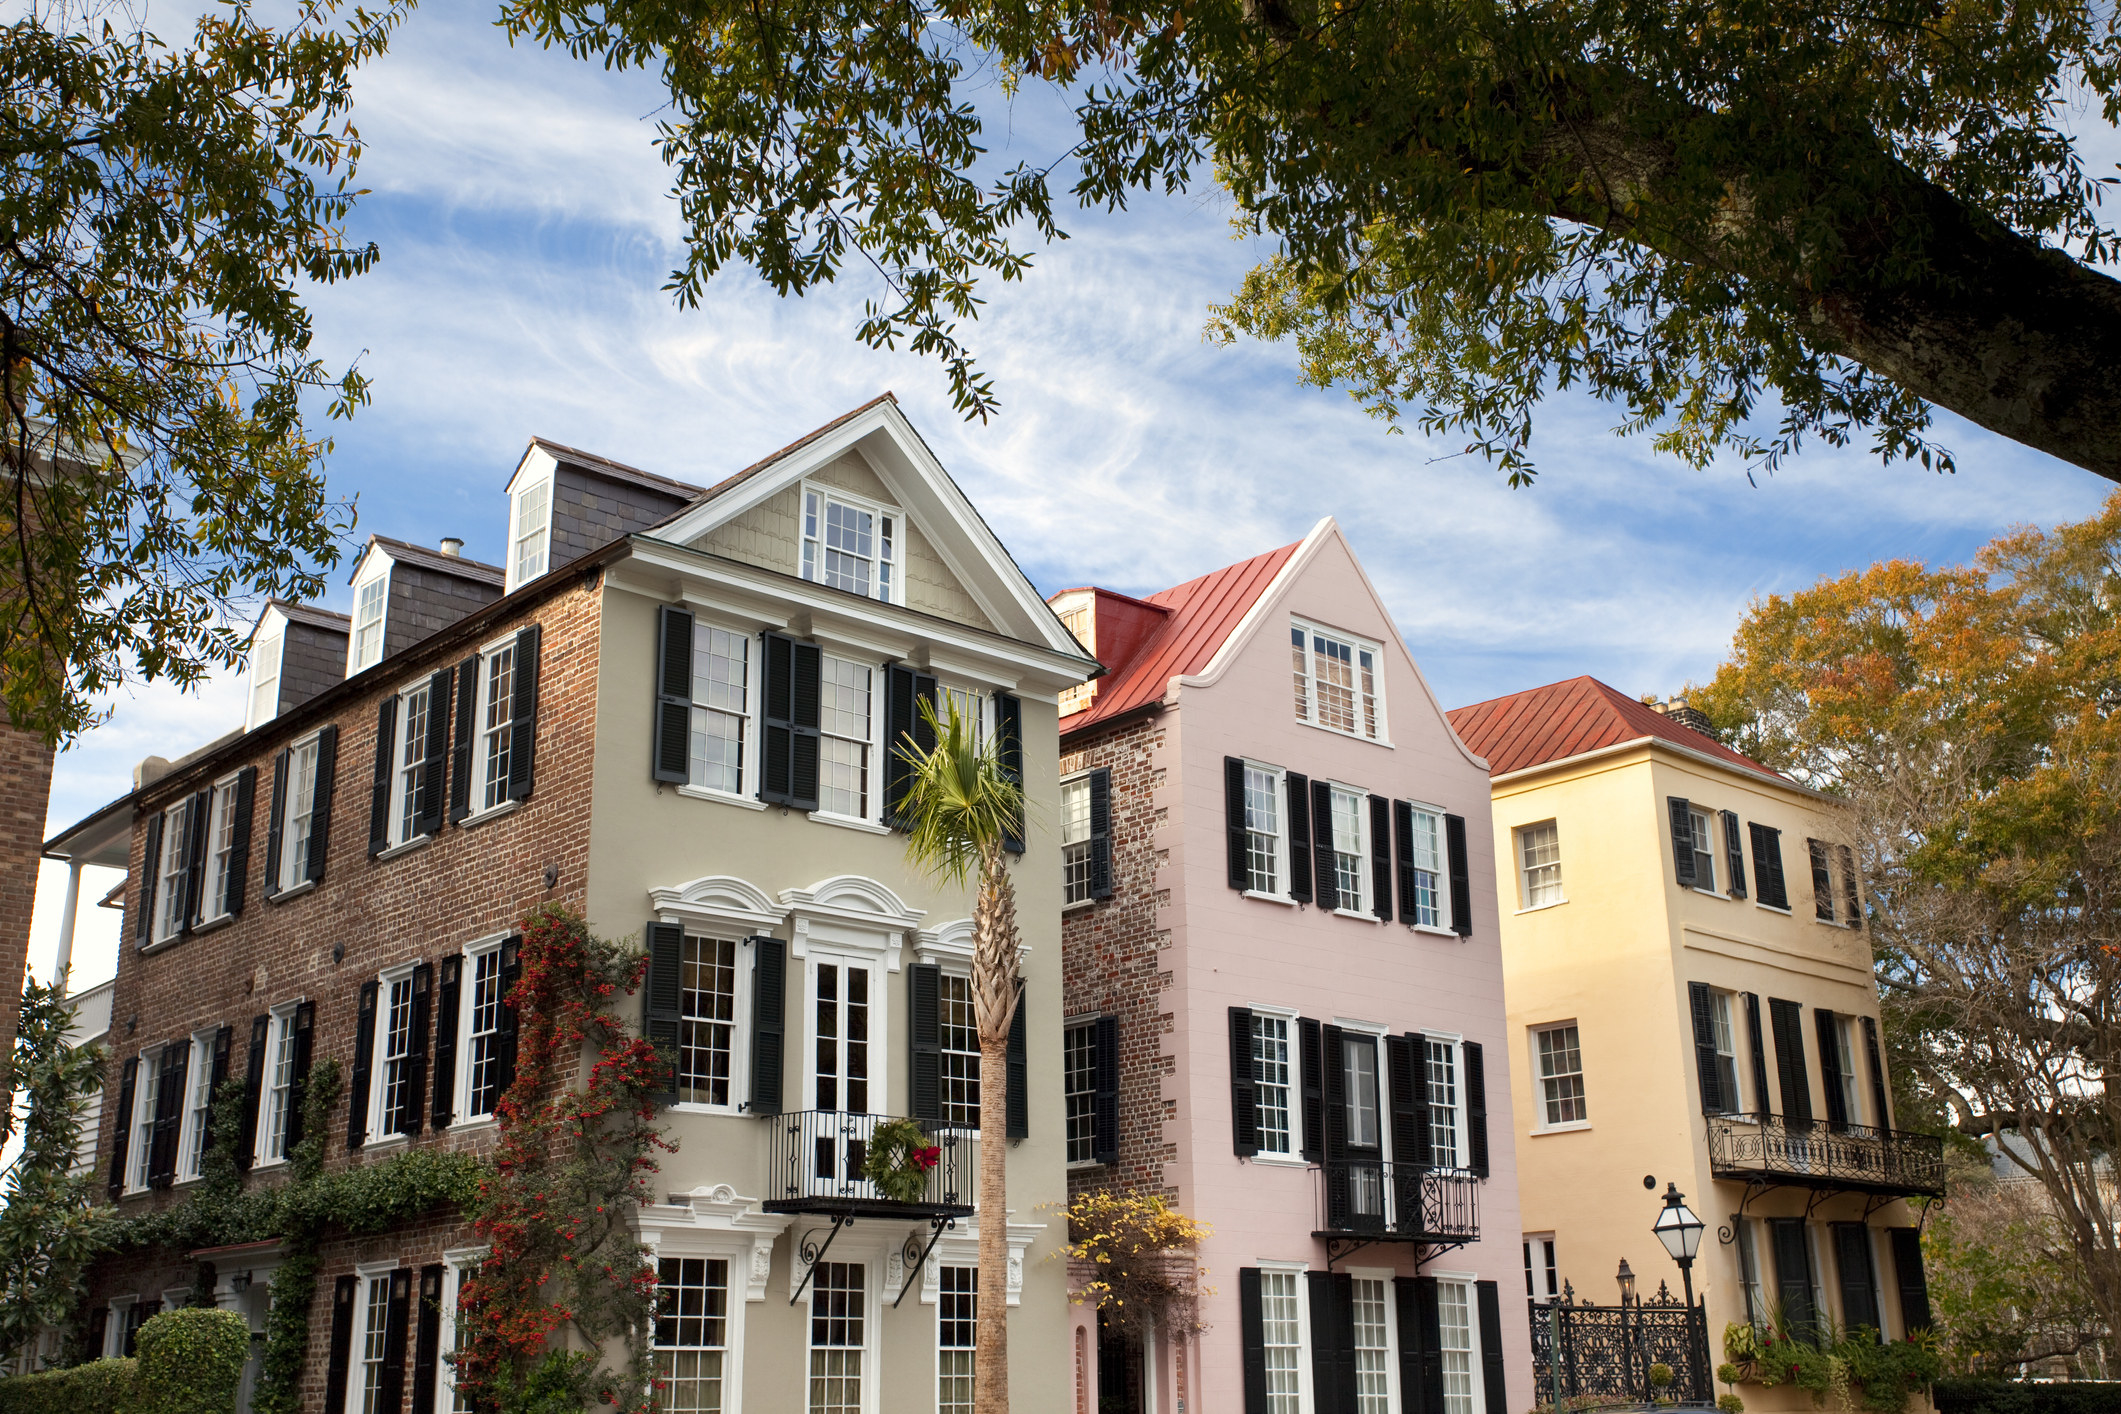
[1529, 1284, 1713, 1406]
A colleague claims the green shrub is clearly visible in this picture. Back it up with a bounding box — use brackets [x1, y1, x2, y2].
[1933, 1381, 2121, 1414]
[1650, 1363, 1675, 1388]
[0, 1356, 140, 1414]
[135, 1307, 249, 1414]
[1718, 1396, 1746, 1414]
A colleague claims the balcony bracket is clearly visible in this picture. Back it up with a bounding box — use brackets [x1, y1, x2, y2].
[1861, 1192, 1898, 1221]
[1803, 1187, 1834, 1220]
[1717, 1179, 1773, 1246]
[893, 1215, 958, 1308]
[789, 1213, 853, 1307]
[1323, 1235, 1387, 1271]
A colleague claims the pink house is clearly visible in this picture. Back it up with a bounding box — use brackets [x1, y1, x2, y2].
[1052, 519, 1530, 1414]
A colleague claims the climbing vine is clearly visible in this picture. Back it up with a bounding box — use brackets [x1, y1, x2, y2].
[454, 905, 670, 1414]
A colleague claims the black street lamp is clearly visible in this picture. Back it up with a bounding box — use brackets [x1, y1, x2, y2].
[1615, 1258, 1637, 1306]
[1651, 1182, 1706, 1308]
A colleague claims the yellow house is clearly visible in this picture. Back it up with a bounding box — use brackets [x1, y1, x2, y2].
[1447, 677, 1939, 1406]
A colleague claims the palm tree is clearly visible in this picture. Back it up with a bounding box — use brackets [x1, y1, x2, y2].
[898, 694, 1024, 1414]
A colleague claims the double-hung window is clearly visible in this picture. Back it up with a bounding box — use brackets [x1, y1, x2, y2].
[1688, 807, 1719, 892]
[357, 1270, 393, 1412]
[280, 736, 322, 892]
[941, 685, 989, 745]
[154, 801, 188, 942]
[1534, 1024, 1587, 1126]
[818, 654, 873, 818]
[689, 624, 750, 795]
[460, 943, 506, 1121]
[512, 477, 550, 587]
[1253, 1014, 1294, 1156]
[1352, 1277, 1394, 1413]
[351, 573, 387, 673]
[179, 1031, 217, 1180]
[1329, 786, 1367, 913]
[1709, 995, 1742, 1114]
[476, 642, 516, 811]
[371, 969, 416, 1140]
[938, 1266, 976, 1414]
[129, 1050, 162, 1191]
[1292, 620, 1385, 740]
[801, 486, 897, 602]
[1427, 1039, 1464, 1168]
[1518, 821, 1563, 908]
[258, 1005, 300, 1165]
[1063, 1020, 1097, 1164]
[1437, 1278, 1481, 1414]
[1832, 1017, 1863, 1124]
[1407, 806, 1447, 927]
[1242, 762, 1286, 896]
[1061, 776, 1094, 906]
[1260, 1269, 1304, 1412]
[809, 1262, 867, 1414]
[655, 1257, 730, 1414]
[201, 775, 240, 923]
[679, 935, 738, 1108]
[940, 974, 980, 1128]
[247, 629, 282, 730]
[393, 682, 433, 845]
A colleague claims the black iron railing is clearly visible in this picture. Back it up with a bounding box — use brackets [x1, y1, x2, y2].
[1314, 1159, 1481, 1243]
[1530, 1284, 1712, 1405]
[1705, 1113, 1945, 1197]
[759, 1110, 976, 1217]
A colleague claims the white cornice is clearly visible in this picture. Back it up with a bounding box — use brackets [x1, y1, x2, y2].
[650, 875, 790, 932]
[1489, 734, 1838, 803]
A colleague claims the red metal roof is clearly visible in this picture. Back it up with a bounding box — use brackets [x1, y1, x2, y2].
[1058, 540, 1300, 735]
[1445, 676, 1782, 780]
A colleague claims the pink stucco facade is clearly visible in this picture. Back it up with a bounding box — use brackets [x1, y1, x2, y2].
[1058, 519, 1531, 1414]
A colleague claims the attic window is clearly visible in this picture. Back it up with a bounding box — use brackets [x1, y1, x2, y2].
[800, 486, 896, 603]
[351, 573, 387, 672]
[512, 477, 551, 589]
[246, 628, 283, 730]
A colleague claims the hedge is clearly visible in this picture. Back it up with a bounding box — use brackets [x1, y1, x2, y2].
[135, 1307, 250, 1414]
[1934, 1381, 2121, 1414]
[0, 1356, 139, 1414]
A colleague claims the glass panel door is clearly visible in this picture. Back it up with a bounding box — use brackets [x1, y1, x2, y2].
[813, 963, 873, 1194]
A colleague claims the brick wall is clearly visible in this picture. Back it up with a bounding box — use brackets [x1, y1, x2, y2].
[1061, 713, 1176, 1201]
[0, 718, 55, 1087]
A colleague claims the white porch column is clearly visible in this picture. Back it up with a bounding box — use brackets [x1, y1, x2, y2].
[51, 858, 83, 996]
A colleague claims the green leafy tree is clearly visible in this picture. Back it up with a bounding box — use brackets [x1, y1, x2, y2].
[897, 696, 1024, 1414]
[499, 0, 2121, 479]
[0, 977, 107, 1371]
[0, 0, 408, 743]
[1923, 1152, 2104, 1378]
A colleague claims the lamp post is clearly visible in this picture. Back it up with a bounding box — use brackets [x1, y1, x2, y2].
[1651, 1182, 1706, 1308]
[1615, 1258, 1637, 1306]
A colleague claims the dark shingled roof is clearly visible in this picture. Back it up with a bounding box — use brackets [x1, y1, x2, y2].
[528, 437, 706, 501]
[363, 534, 505, 587]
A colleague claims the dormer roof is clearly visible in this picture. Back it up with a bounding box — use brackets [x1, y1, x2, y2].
[517, 437, 705, 502]
[349, 534, 505, 587]
[1446, 675, 1782, 781]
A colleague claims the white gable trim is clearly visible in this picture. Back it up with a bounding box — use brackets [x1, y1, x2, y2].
[504, 441, 560, 498]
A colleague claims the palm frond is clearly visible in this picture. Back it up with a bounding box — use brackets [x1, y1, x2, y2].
[896, 694, 1024, 884]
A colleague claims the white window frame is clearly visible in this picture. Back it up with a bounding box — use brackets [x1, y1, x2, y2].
[439, 1248, 488, 1413]
[1241, 760, 1293, 903]
[1516, 820, 1564, 910]
[683, 618, 758, 807]
[1063, 1016, 1098, 1167]
[104, 1296, 137, 1358]
[471, 634, 518, 816]
[127, 1046, 163, 1192]
[176, 1028, 219, 1182]
[652, 1250, 737, 1414]
[368, 963, 420, 1143]
[389, 679, 436, 848]
[936, 1262, 978, 1414]
[1060, 772, 1095, 909]
[1688, 806, 1721, 894]
[1529, 1022, 1588, 1133]
[153, 800, 189, 944]
[1326, 783, 1372, 919]
[255, 1002, 301, 1168]
[1709, 992, 1743, 1116]
[799, 480, 899, 604]
[453, 938, 508, 1126]
[352, 1261, 397, 1414]
[1346, 1266, 1403, 1414]
[1424, 1033, 1467, 1170]
[1523, 1236, 1561, 1303]
[1256, 1260, 1314, 1414]
[1833, 1016, 1864, 1125]
[936, 967, 983, 1131]
[278, 731, 323, 893]
[814, 651, 881, 825]
[1430, 1270, 1487, 1414]
[1291, 617, 1388, 744]
[1249, 1003, 1303, 1166]
[1401, 801, 1452, 932]
[801, 946, 890, 1123]
[805, 1253, 883, 1414]
[200, 773, 242, 925]
[245, 627, 284, 731]
[670, 928, 751, 1116]
[350, 564, 389, 674]
[937, 682, 994, 749]
[509, 471, 552, 592]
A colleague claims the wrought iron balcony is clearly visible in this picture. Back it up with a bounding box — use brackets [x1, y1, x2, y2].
[760, 1109, 977, 1219]
[1313, 1159, 1481, 1248]
[1706, 1113, 1944, 1198]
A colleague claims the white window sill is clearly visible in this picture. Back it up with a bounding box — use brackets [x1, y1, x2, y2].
[1066, 1157, 1107, 1171]
[1296, 718, 1395, 749]
[1515, 899, 1568, 914]
[191, 913, 235, 936]
[1247, 1151, 1308, 1168]
[140, 931, 184, 955]
[264, 880, 316, 906]
[358, 1133, 412, 1156]
[459, 800, 521, 830]
[1409, 923, 1459, 939]
[374, 834, 433, 862]
[1755, 902, 1793, 915]
[808, 811, 891, 836]
[667, 1101, 745, 1117]
[1333, 907, 1381, 923]
[1063, 897, 1098, 913]
[1692, 887, 1731, 899]
[251, 1156, 289, 1174]
[1813, 917, 1854, 928]
[1531, 1120, 1593, 1136]
[446, 1115, 500, 1136]
[1242, 890, 1298, 907]
[676, 784, 766, 811]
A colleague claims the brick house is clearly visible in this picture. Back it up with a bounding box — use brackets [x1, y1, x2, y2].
[1050, 520, 1531, 1414]
[47, 394, 1096, 1414]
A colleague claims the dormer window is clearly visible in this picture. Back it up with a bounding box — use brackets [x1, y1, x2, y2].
[511, 477, 551, 589]
[246, 626, 283, 730]
[800, 485, 896, 602]
[351, 572, 387, 672]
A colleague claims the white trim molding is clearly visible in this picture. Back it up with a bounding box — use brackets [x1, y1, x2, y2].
[640, 1185, 794, 1304]
[916, 1218, 1045, 1308]
[782, 874, 926, 970]
[650, 875, 791, 933]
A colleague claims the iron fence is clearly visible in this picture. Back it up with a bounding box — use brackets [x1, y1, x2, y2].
[1530, 1284, 1712, 1406]
[1706, 1113, 1945, 1197]
[759, 1110, 976, 1216]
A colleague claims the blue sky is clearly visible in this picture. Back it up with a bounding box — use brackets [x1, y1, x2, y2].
[25, 8, 2121, 992]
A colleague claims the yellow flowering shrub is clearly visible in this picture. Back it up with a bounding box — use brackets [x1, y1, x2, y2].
[1059, 1189, 1212, 1338]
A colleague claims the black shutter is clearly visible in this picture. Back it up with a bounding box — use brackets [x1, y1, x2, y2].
[431, 956, 462, 1130]
[1309, 1270, 1358, 1414]
[1092, 1014, 1119, 1164]
[506, 625, 541, 802]
[749, 935, 786, 1115]
[1464, 1039, 1489, 1177]
[1745, 993, 1773, 1116]
[909, 963, 942, 1124]
[653, 605, 694, 784]
[1239, 1269, 1268, 1414]
[380, 1267, 412, 1413]
[325, 1273, 358, 1414]
[136, 811, 163, 944]
[1286, 772, 1313, 904]
[1321, 1023, 1348, 1227]
[790, 639, 822, 812]
[997, 692, 1024, 854]
[1445, 814, 1473, 936]
[1689, 982, 1725, 1114]
[1834, 1223, 1881, 1334]
[448, 656, 478, 824]
[348, 979, 379, 1151]
[1770, 998, 1813, 1123]
[495, 937, 523, 1097]
[1228, 1006, 1258, 1157]
[1771, 1218, 1817, 1336]
[644, 922, 684, 1106]
[413, 1264, 444, 1414]
[108, 1056, 138, 1199]
[369, 695, 399, 856]
[1890, 1228, 1932, 1332]
[286, 1001, 317, 1152]
[417, 668, 453, 838]
[1668, 797, 1698, 887]
[1722, 810, 1747, 900]
[400, 964, 433, 1136]
[1750, 822, 1789, 908]
[1369, 794, 1393, 921]
[149, 1040, 187, 1187]
[1402, 1276, 1444, 1414]
[202, 1024, 233, 1157]
[238, 1015, 268, 1172]
[1808, 839, 1836, 921]
[761, 632, 796, 806]
[884, 663, 920, 827]
[1298, 1016, 1325, 1163]
[1386, 1034, 1426, 1177]
[305, 724, 338, 883]
[225, 766, 256, 917]
[1088, 768, 1113, 899]
[1006, 984, 1029, 1139]
[1403, 1033, 1433, 1168]
[1225, 757, 1250, 891]
[1816, 1008, 1848, 1128]
[1311, 779, 1338, 910]
[87, 1307, 109, 1364]
[1394, 800, 1419, 925]
[1478, 1281, 1508, 1414]
[1840, 844, 1862, 926]
[1862, 1016, 1892, 1129]
[263, 749, 289, 899]
[179, 791, 210, 932]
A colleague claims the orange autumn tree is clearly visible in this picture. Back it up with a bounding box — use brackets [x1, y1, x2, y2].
[1692, 491, 2121, 1346]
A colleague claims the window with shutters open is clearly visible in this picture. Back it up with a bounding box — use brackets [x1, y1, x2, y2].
[1060, 774, 1094, 906]
[458, 940, 507, 1122]
[126, 1047, 162, 1192]
[256, 1003, 300, 1167]
[678, 933, 743, 1109]
[1252, 1009, 1300, 1160]
[176, 1029, 218, 1181]
[1688, 807, 1721, 892]
[390, 681, 434, 847]
[1327, 784, 1371, 916]
[685, 621, 752, 797]
[1404, 803, 1449, 928]
[1426, 1038, 1465, 1169]
[152, 800, 188, 943]
[1259, 1266, 1306, 1413]
[1435, 1277, 1482, 1414]
[475, 641, 517, 812]
[200, 773, 242, 924]
[939, 973, 980, 1129]
[369, 965, 421, 1141]
[817, 654, 875, 819]
[279, 733, 322, 892]
[352, 1266, 396, 1412]
[1240, 760, 1291, 899]
[1063, 1019, 1096, 1165]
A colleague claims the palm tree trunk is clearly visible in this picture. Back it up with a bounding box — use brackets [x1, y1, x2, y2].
[976, 1023, 1011, 1414]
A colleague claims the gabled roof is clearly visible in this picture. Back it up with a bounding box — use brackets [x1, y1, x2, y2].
[528, 437, 705, 501]
[685, 393, 899, 511]
[261, 599, 351, 634]
[357, 534, 505, 587]
[1445, 676, 1781, 780]
[1059, 539, 1301, 734]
